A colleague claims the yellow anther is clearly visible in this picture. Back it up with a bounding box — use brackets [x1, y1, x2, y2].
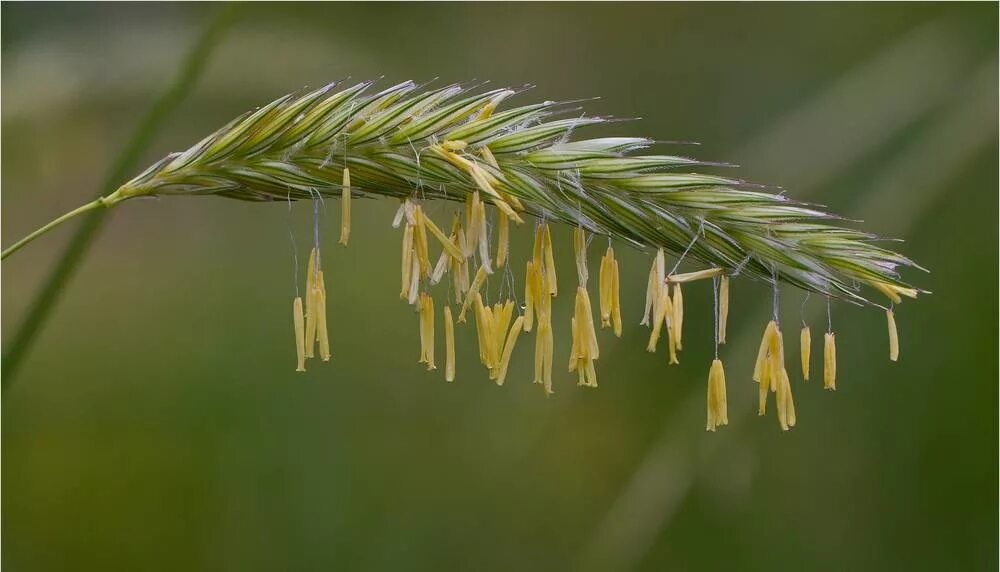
[496, 211, 509, 268]
[339, 167, 351, 246]
[293, 296, 306, 372]
[574, 226, 588, 286]
[886, 309, 899, 362]
[611, 258, 622, 338]
[458, 264, 489, 323]
[642, 249, 665, 326]
[672, 283, 684, 351]
[706, 358, 728, 431]
[800, 325, 811, 381]
[496, 315, 526, 386]
[400, 224, 414, 299]
[444, 305, 455, 382]
[753, 321, 778, 383]
[824, 332, 837, 390]
[667, 267, 723, 284]
[317, 270, 330, 362]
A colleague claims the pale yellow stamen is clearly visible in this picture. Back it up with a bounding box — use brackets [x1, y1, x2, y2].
[524, 260, 536, 333]
[465, 191, 480, 259]
[424, 293, 436, 370]
[672, 283, 684, 351]
[599, 246, 613, 327]
[430, 143, 522, 222]
[422, 212, 463, 262]
[496, 211, 509, 268]
[407, 252, 420, 306]
[316, 271, 330, 362]
[775, 367, 796, 431]
[400, 224, 414, 299]
[667, 267, 723, 284]
[413, 206, 432, 277]
[304, 247, 319, 359]
[800, 325, 811, 381]
[496, 315, 526, 386]
[718, 275, 729, 344]
[458, 265, 489, 323]
[431, 235, 453, 285]
[418, 293, 428, 365]
[753, 321, 778, 383]
[824, 331, 837, 390]
[666, 295, 679, 365]
[641, 249, 666, 326]
[647, 284, 672, 352]
[611, 258, 622, 338]
[339, 167, 351, 246]
[887, 309, 899, 362]
[293, 296, 306, 372]
[444, 305, 455, 382]
[872, 281, 918, 305]
[706, 358, 728, 431]
[543, 223, 558, 296]
[574, 227, 588, 286]
[477, 200, 492, 274]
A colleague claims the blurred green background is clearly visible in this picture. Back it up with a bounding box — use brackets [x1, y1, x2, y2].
[2, 3, 997, 570]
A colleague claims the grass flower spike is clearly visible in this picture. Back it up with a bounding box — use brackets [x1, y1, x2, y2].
[3, 79, 926, 430]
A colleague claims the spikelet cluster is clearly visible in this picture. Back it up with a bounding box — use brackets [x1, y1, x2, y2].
[96, 79, 923, 430]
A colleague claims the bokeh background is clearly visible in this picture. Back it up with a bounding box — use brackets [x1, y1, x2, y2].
[2, 3, 997, 570]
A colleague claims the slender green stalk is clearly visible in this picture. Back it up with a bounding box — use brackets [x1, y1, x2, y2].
[1, 5, 240, 388]
[1, 197, 112, 260]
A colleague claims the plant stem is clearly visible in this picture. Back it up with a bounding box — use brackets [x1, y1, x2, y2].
[1, 4, 241, 389]
[1, 197, 112, 261]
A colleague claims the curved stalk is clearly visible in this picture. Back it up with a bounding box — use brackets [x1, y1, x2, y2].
[1, 197, 114, 260]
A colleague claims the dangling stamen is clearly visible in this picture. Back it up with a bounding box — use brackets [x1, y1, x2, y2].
[317, 270, 331, 362]
[641, 248, 666, 326]
[400, 223, 414, 299]
[465, 191, 480, 259]
[458, 264, 490, 322]
[610, 257, 622, 338]
[524, 261, 536, 333]
[824, 332, 837, 390]
[293, 296, 306, 372]
[496, 211, 509, 269]
[667, 267, 723, 284]
[431, 236, 453, 285]
[775, 367, 796, 431]
[574, 226, 588, 286]
[424, 293, 436, 370]
[407, 251, 420, 306]
[800, 325, 811, 381]
[543, 223, 557, 296]
[339, 167, 351, 246]
[413, 205, 432, 278]
[472, 293, 493, 368]
[422, 211, 464, 262]
[418, 292, 428, 365]
[706, 359, 728, 431]
[824, 297, 837, 390]
[672, 283, 684, 351]
[647, 284, 671, 352]
[718, 275, 730, 344]
[886, 308, 899, 362]
[599, 246, 613, 328]
[496, 315, 526, 386]
[304, 247, 319, 359]
[477, 200, 492, 274]
[491, 300, 515, 377]
[444, 305, 455, 382]
[753, 321, 778, 383]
